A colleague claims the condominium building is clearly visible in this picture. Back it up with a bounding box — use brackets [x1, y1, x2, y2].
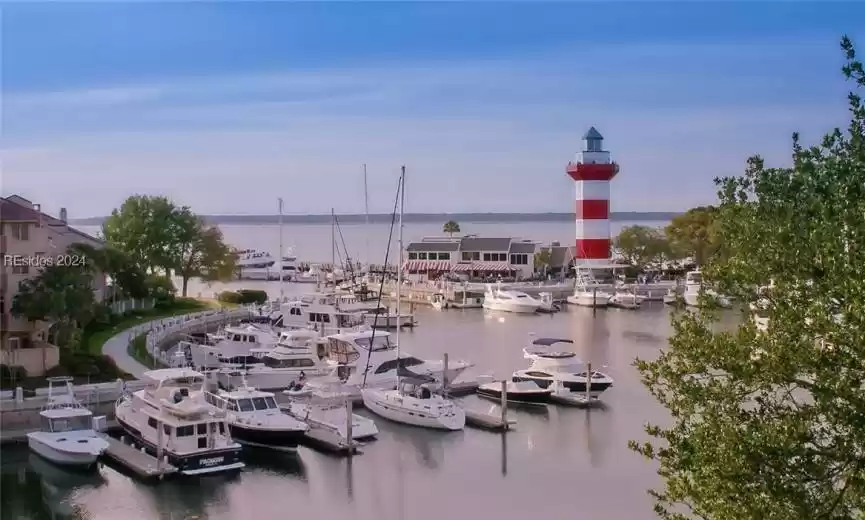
[1, 195, 104, 376]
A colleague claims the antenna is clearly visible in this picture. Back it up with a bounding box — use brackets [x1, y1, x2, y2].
[278, 197, 284, 302]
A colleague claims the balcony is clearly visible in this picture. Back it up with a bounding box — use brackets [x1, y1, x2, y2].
[0, 341, 60, 377]
[566, 162, 619, 182]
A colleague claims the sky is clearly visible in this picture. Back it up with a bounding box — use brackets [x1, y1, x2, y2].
[2, 1, 864, 218]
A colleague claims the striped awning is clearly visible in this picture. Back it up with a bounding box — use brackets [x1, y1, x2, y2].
[452, 262, 514, 272]
[403, 260, 452, 271]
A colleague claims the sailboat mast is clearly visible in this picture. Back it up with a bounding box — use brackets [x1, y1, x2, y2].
[278, 197, 284, 301]
[396, 166, 405, 360]
[363, 164, 370, 269]
[331, 207, 336, 279]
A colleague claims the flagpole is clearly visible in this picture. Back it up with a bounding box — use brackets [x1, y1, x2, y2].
[278, 197, 284, 302]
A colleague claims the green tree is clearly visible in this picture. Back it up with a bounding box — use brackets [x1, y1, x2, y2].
[69, 243, 149, 300]
[534, 248, 553, 274]
[631, 37, 865, 520]
[101, 195, 185, 274]
[177, 220, 237, 297]
[11, 264, 98, 355]
[614, 225, 670, 268]
[664, 206, 721, 266]
[442, 220, 461, 236]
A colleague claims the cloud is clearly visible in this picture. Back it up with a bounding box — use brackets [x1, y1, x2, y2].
[1, 40, 853, 216]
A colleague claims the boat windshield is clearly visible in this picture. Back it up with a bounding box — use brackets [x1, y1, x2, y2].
[44, 415, 90, 432]
[354, 335, 393, 352]
[234, 396, 279, 411]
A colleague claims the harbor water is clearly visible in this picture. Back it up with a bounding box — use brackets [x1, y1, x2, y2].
[1, 221, 688, 519]
[1, 300, 681, 520]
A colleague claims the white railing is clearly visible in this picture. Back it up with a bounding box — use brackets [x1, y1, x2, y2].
[109, 297, 156, 315]
[0, 305, 255, 410]
[142, 306, 254, 367]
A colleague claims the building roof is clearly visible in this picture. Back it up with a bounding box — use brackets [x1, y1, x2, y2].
[406, 241, 460, 252]
[459, 237, 511, 251]
[508, 241, 536, 254]
[0, 198, 40, 222]
[549, 245, 575, 268]
[582, 126, 603, 140]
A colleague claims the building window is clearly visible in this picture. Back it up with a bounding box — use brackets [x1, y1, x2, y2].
[439, 252, 450, 260]
[12, 265, 29, 275]
[462, 252, 472, 261]
[472, 252, 480, 261]
[10, 223, 30, 241]
[483, 253, 491, 262]
[428, 253, 437, 260]
[510, 254, 528, 265]
[408, 252, 418, 260]
[418, 252, 427, 260]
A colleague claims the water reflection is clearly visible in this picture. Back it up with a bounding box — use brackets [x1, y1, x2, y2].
[500, 433, 508, 476]
[242, 450, 306, 479]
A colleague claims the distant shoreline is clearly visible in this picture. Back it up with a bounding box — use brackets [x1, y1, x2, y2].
[69, 211, 680, 226]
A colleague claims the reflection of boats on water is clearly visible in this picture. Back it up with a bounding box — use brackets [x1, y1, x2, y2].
[241, 448, 306, 478]
[28, 452, 106, 519]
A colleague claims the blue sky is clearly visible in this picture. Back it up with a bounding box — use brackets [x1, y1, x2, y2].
[2, 2, 864, 218]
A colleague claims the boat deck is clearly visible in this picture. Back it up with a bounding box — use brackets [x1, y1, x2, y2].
[100, 435, 177, 479]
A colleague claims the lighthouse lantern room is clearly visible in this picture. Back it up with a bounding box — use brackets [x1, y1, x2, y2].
[565, 127, 619, 267]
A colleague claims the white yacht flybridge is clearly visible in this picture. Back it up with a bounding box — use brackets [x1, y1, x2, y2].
[361, 167, 467, 431]
[567, 266, 613, 307]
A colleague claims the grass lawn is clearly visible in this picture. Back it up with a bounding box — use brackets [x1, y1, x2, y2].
[83, 297, 222, 355]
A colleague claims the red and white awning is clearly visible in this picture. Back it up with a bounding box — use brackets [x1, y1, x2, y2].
[452, 262, 514, 272]
[403, 260, 452, 272]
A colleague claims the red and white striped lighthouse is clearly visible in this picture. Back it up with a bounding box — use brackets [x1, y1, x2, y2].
[566, 127, 619, 266]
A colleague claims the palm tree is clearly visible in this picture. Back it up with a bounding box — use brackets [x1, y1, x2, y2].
[442, 220, 461, 236]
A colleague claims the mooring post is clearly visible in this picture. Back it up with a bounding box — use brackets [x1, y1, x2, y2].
[442, 353, 449, 397]
[500, 380, 508, 431]
[586, 362, 593, 404]
[156, 418, 163, 471]
[592, 287, 597, 316]
[345, 398, 354, 455]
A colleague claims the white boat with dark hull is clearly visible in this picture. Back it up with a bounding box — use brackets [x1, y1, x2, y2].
[115, 368, 244, 476]
[512, 337, 614, 396]
[477, 380, 552, 406]
[27, 377, 109, 468]
[222, 329, 333, 391]
[206, 384, 308, 452]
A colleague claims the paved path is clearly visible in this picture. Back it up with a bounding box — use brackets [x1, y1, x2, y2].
[101, 321, 167, 379]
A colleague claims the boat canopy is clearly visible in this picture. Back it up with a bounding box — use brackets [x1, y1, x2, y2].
[531, 337, 574, 346]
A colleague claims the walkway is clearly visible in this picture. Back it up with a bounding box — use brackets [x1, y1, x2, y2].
[101, 321, 168, 379]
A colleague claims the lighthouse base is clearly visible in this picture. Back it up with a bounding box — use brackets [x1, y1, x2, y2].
[572, 259, 622, 270]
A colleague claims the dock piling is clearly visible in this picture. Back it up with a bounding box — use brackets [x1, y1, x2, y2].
[442, 354, 449, 397]
[500, 380, 509, 431]
[156, 419, 163, 472]
[592, 288, 597, 316]
[586, 362, 592, 403]
[345, 398, 354, 456]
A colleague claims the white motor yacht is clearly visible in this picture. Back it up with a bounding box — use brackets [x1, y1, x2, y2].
[364, 306, 415, 328]
[482, 283, 541, 313]
[431, 293, 448, 310]
[187, 324, 279, 371]
[27, 377, 109, 468]
[206, 383, 308, 452]
[226, 329, 334, 391]
[683, 270, 732, 308]
[512, 337, 614, 397]
[284, 383, 379, 440]
[115, 368, 244, 475]
[272, 293, 367, 334]
[567, 267, 613, 307]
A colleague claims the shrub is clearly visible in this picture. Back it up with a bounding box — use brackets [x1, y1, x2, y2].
[217, 290, 242, 304]
[0, 364, 28, 388]
[236, 289, 268, 305]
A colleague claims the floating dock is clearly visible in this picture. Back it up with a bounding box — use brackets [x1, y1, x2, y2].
[301, 426, 362, 456]
[100, 435, 177, 479]
[464, 409, 514, 431]
[549, 393, 602, 407]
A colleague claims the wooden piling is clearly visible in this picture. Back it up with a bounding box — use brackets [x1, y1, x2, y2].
[500, 380, 509, 431]
[586, 362, 592, 402]
[592, 287, 597, 316]
[442, 353, 449, 397]
[345, 398, 354, 456]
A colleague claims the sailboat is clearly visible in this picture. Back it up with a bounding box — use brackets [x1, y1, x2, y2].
[361, 166, 466, 431]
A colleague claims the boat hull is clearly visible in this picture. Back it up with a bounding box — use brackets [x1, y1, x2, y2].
[116, 414, 245, 476]
[482, 302, 539, 313]
[566, 293, 611, 307]
[27, 434, 105, 468]
[361, 390, 465, 431]
[476, 386, 551, 405]
[365, 314, 414, 328]
[511, 375, 613, 394]
[228, 423, 305, 451]
[286, 402, 379, 440]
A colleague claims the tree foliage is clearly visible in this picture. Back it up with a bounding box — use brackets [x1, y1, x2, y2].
[614, 225, 670, 268]
[11, 264, 99, 349]
[631, 37, 865, 520]
[102, 195, 234, 295]
[664, 206, 721, 266]
[69, 243, 149, 299]
[442, 220, 461, 236]
[534, 248, 553, 273]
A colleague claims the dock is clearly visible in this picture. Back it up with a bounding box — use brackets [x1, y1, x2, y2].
[301, 427, 362, 456]
[549, 393, 602, 407]
[100, 435, 177, 479]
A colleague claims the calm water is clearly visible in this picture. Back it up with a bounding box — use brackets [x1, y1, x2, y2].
[3, 220, 682, 519]
[74, 220, 667, 266]
[2, 300, 679, 520]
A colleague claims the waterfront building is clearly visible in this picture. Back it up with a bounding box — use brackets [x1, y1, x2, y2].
[403, 235, 538, 280]
[566, 127, 619, 266]
[0, 195, 104, 376]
